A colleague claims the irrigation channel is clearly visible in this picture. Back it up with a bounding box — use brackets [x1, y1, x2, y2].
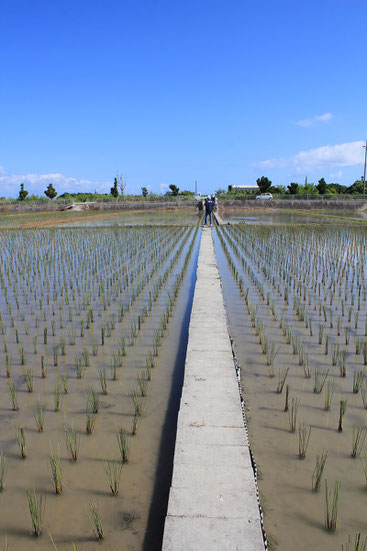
[0, 226, 200, 550]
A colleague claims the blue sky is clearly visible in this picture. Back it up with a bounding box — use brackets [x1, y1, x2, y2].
[0, 0, 366, 197]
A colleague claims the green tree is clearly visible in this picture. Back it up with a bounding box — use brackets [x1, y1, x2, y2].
[328, 183, 347, 194]
[44, 183, 57, 200]
[18, 183, 28, 201]
[169, 184, 179, 196]
[316, 178, 327, 195]
[287, 182, 299, 195]
[110, 178, 119, 198]
[256, 176, 272, 193]
[301, 182, 317, 194]
[141, 187, 148, 197]
[271, 185, 286, 194]
[346, 180, 364, 194]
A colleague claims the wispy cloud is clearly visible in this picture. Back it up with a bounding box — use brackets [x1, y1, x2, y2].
[254, 141, 365, 172]
[0, 166, 110, 198]
[160, 183, 169, 193]
[295, 113, 333, 128]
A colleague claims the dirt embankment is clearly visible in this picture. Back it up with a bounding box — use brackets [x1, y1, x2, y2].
[0, 200, 193, 214]
[218, 199, 367, 210]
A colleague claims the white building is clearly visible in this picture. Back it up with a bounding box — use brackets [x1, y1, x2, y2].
[229, 184, 258, 191]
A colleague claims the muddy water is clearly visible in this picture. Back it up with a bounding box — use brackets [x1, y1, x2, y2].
[59, 210, 201, 228]
[0, 208, 202, 229]
[214, 226, 367, 550]
[0, 227, 200, 550]
[219, 209, 366, 225]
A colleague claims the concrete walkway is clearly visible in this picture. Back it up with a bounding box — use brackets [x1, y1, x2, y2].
[162, 228, 264, 551]
[213, 211, 224, 225]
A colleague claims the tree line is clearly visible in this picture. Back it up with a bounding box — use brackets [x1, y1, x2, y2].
[224, 176, 366, 197]
[8, 175, 367, 202]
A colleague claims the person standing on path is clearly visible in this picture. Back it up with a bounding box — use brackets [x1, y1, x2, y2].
[204, 195, 214, 226]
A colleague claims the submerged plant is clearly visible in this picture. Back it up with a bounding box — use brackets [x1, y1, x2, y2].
[75, 358, 85, 379]
[284, 384, 290, 412]
[312, 451, 327, 492]
[131, 411, 140, 436]
[353, 370, 365, 394]
[60, 373, 68, 394]
[266, 342, 279, 367]
[86, 388, 99, 414]
[86, 407, 95, 435]
[49, 445, 62, 494]
[16, 426, 27, 458]
[4, 355, 11, 378]
[324, 380, 334, 411]
[98, 368, 108, 395]
[313, 367, 329, 394]
[24, 367, 34, 392]
[54, 382, 62, 412]
[65, 424, 80, 462]
[297, 423, 311, 459]
[110, 361, 118, 381]
[8, 379, 18, 411]
[276, 367, 289, 394]
[41, 356, 47, 378]
[35, 399, 46, 432]
[361, 381, 367, 409]
[0, 451, 7, 490]
[338, 399, 347, 432]
[351, 426, 367, 458]
[116, 427, 130, 463]
[27, 486, 45, 536]
[137, 371, 147, 397]
[288, 397, 299, 432]
[341, 533, 367, 551]
[338, 349, 348, 377]
[103, 459, 122, 496]
[131, 388, 143, 416]
[86, 501, 104, 540]
[325, 479, 341, 533]
[303, 354, 311, 379]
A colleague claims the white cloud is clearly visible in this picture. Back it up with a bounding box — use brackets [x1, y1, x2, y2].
[0, 165, 110, 198]
[255, 141, 365, 172]
[160, 183, 169, 192]
[295, 113, 333, 128]
[329, 170, 343, 180]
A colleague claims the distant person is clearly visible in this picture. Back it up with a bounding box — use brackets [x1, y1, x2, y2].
[196, 199, 204, 212]
[211, 194, 217, 211]
[204, 195, 214, 226]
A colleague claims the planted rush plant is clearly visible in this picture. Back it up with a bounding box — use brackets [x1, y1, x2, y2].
[0, 222, 199, 545]
[216, 223, 367, 546]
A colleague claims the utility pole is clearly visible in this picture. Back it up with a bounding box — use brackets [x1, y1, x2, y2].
[363, 141, 367, 195]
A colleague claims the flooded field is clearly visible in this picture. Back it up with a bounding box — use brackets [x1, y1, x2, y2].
[220, 209, 367, 225]
[0, 226, 200, 550]
[0, 208, 201, 229]
[214, 224, 367, 550]
[2, 207, 367, 550]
